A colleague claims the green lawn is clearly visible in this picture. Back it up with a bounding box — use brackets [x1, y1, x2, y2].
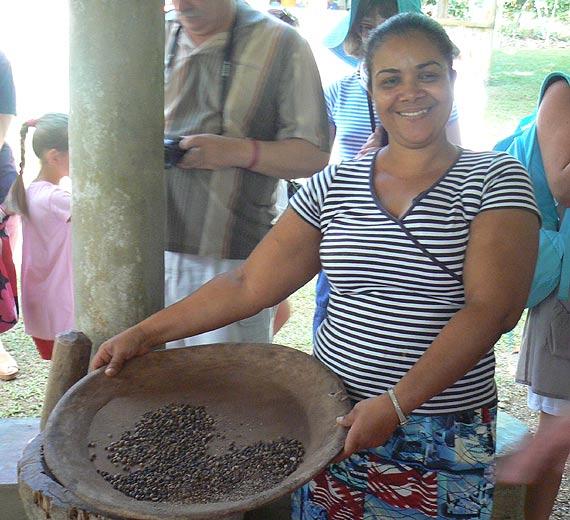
[484, 47, 569, 143]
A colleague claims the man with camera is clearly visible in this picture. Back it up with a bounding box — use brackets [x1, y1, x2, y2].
[163, 0, 330, 347]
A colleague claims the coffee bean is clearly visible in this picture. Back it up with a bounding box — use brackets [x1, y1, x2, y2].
[96, 403, 304, 503]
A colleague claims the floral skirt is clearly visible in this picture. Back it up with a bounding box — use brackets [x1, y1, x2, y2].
[292, 406, 497, 520]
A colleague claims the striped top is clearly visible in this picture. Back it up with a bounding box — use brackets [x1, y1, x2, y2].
[164, 2, 329, 259]
[325, 67, 460, 161]
[290, 149, 539, 414]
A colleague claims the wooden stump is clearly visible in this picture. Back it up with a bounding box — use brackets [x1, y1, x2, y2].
[491, 481, 526, 520]
[40, 331, 92, 430]
[18, 433, 112, 520]
[18, 435, 244, 520]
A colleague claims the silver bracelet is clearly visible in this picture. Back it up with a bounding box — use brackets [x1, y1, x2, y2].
[387, 387, 410, 426]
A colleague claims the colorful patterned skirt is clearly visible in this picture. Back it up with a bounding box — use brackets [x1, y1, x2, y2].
[292, 406, 497, 520]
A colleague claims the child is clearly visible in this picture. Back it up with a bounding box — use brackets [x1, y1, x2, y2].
[4, 114, 72, 360]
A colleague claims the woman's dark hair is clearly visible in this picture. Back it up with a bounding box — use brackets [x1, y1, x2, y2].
[364, 12, 460, 92]
[5, 113, 68, 216]
[343, 0, 399, 59]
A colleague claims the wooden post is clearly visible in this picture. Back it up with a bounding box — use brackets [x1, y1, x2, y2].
[70, 0, 165, 356]
[40, 330, 92, 430]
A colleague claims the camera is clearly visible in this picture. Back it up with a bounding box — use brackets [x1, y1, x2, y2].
[164, 137, 186, 169]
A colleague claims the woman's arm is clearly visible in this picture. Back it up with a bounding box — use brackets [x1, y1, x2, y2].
[91, 208, 322, 375]
[395, 208, 538, 407]
[337, 207, 539, 458]
[537, 79, 570, 206]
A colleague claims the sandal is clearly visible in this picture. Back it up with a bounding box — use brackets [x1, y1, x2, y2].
[0, 351, 19, 380]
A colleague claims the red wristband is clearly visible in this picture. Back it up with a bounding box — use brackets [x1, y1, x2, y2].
[246, 139, 260, 170]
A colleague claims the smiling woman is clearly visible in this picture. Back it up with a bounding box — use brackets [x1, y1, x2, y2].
[287, 13, 540, 518]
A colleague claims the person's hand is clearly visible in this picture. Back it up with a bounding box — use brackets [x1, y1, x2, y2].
[355, 127, 383, 159]
[496, 416, 570, 484]
[177, 134, 243, 171]
[90, 326, 151, 377]
[334, 394, 400, 461]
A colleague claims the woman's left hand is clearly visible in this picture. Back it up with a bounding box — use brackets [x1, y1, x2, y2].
[334, 394, 400, 461]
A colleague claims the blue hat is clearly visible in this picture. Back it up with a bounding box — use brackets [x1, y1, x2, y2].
[322, 0, 423, 67]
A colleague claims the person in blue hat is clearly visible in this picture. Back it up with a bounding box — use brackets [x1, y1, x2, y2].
[314, 0, 462, 337]
[323, 0, 426, 69]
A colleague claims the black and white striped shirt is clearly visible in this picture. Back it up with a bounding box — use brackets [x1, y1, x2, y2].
[290, 149, 538, 414]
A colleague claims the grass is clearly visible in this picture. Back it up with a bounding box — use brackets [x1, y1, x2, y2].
[1, 45, 569, 419]
[0, 321, 50, 418]
[274, 278, 316, 355]
[484, 47, 570, 144]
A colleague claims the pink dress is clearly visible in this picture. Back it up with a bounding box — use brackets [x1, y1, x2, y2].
[21, 180, 72, 340]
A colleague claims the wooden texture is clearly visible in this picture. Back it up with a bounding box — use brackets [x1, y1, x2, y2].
[18, 434, 111, 519]
[42, 343, 351, 520]
[40, 331, 92, 430]
[18, 434, 244, 520]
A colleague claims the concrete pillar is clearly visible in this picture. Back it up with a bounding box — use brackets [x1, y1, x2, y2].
[69, 0, 165, 355]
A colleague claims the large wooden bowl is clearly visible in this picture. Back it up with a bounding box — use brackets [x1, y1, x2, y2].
[43, 343, 351, 520]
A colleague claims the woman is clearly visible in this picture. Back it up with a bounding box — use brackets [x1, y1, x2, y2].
[314, 0, 462, 336]
[93, 13, 539, 519]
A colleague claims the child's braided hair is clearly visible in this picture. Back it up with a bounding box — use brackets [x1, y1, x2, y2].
[6, 113, 68, 216]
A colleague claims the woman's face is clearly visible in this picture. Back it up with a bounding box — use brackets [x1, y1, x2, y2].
[369, 32, 455, 149]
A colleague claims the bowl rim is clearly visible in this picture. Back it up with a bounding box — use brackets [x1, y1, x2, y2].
[43, 342, 351, 519]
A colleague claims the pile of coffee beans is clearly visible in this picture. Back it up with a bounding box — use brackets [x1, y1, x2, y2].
[92, 402, 304, 503]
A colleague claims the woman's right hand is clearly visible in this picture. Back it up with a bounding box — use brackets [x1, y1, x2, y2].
[90, 325, 152, 377]
[355, 127, 384, 159]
